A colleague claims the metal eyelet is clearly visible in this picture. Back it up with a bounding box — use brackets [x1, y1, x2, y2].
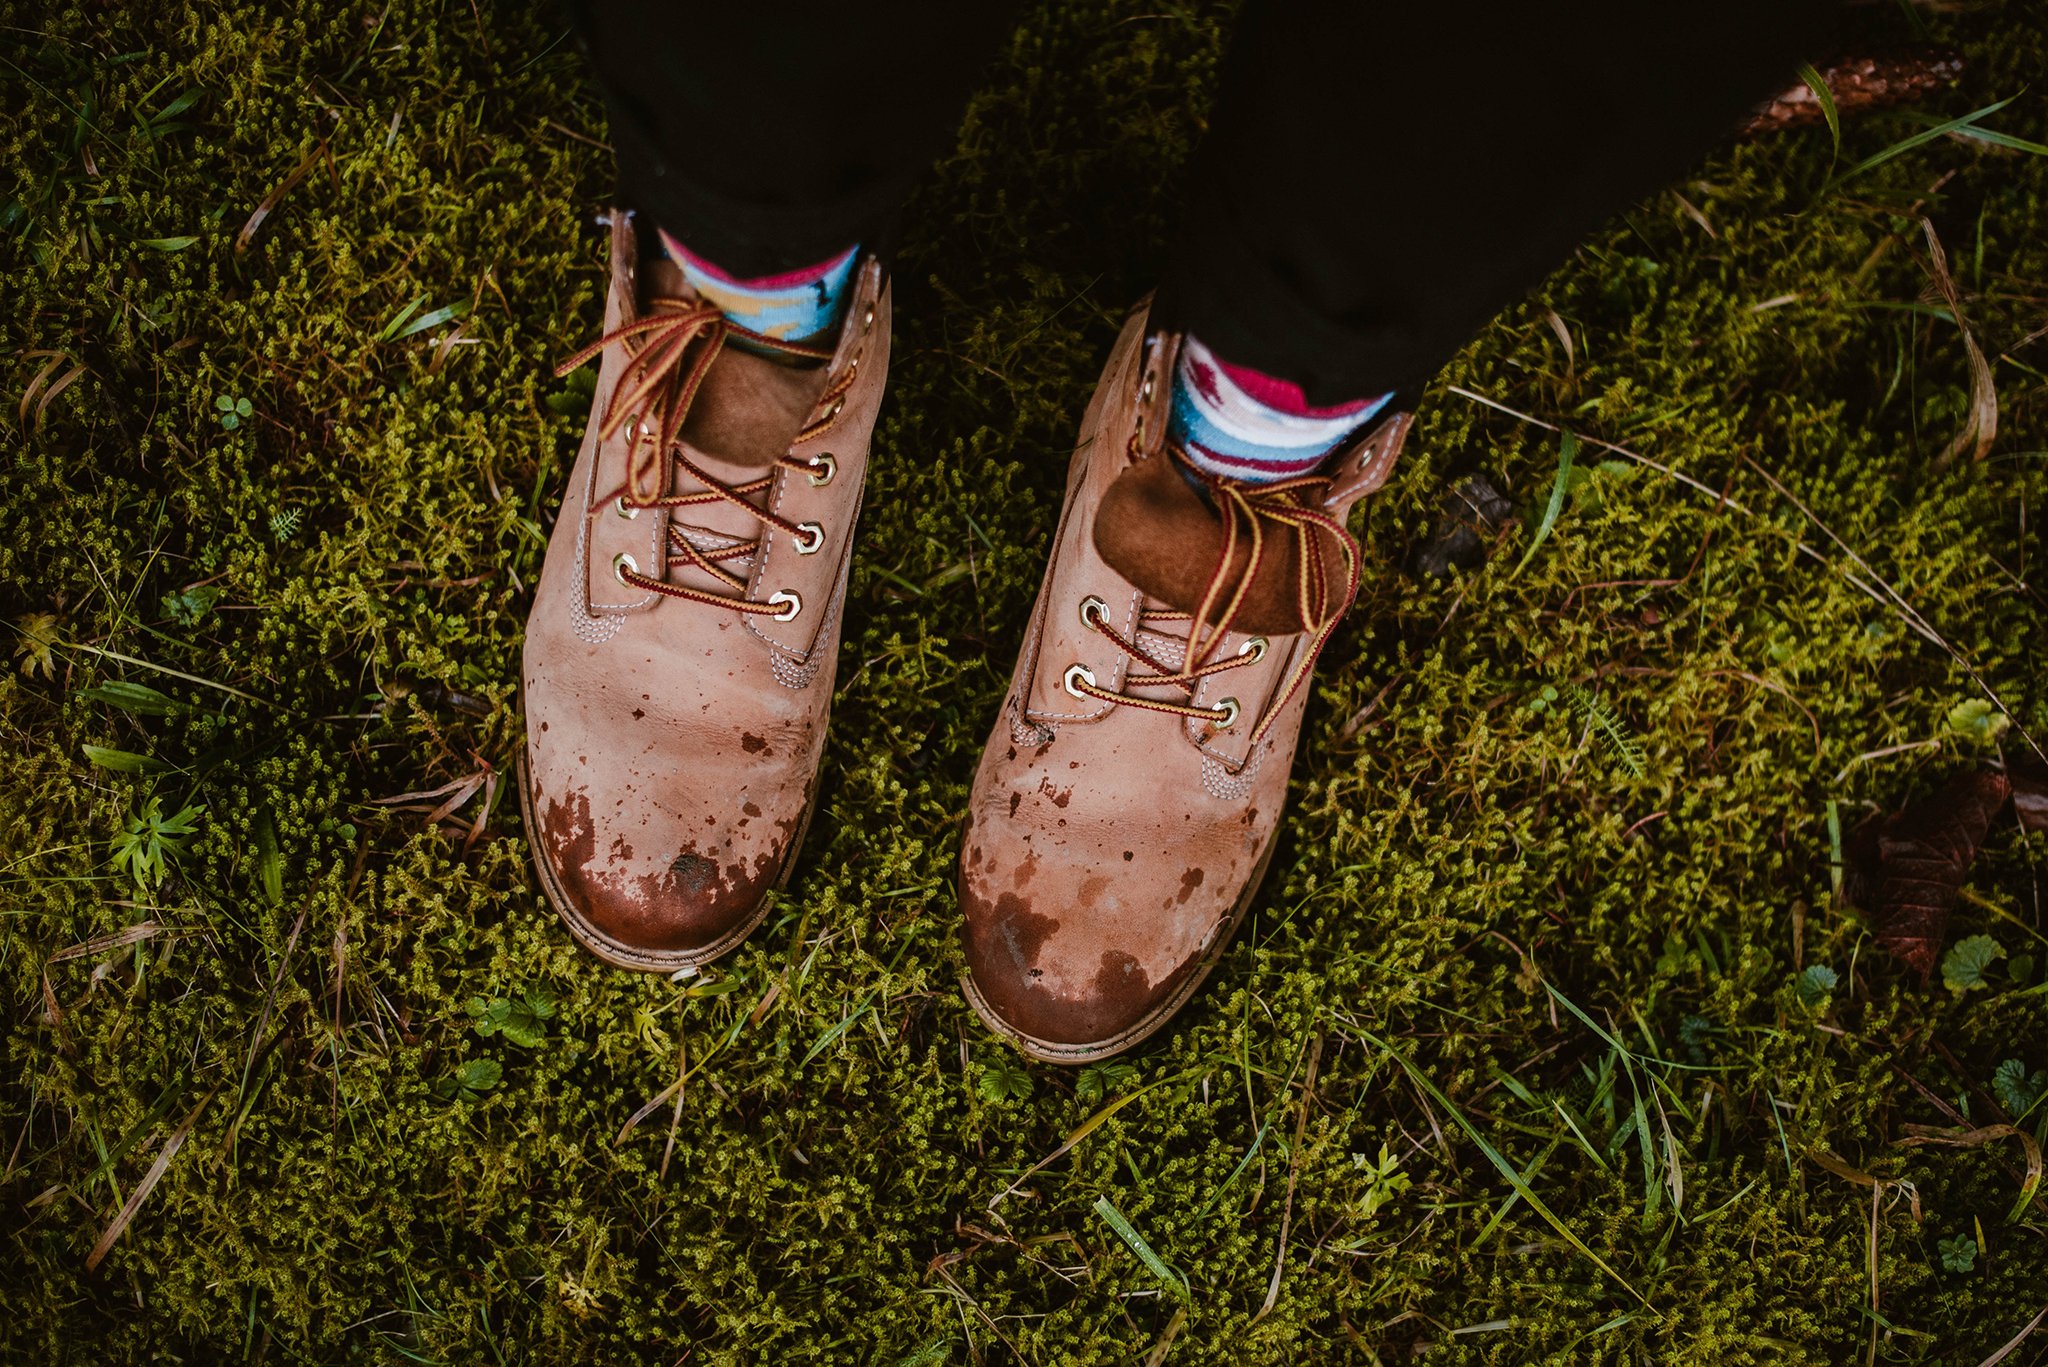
[807, 453, 837, 487]
[860, 304, 875, 333]
[845, 351, 861, 376]
[612, 552, 639, 584]
[1062, 663, 1096, 699]
[1238, 636, 1268, 662]
[793, 522, 825, 555]
[1213, 697, 1241, 728]
[614, 494, 639, 520]
[768, 591, 801, 622]
[1139, 373, 1155, 405]
[1078, 596, 1107, 630]
[821, 398, 844, 422]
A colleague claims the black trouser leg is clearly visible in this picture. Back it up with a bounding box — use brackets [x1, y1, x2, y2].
[570, 0, 1024, 276]
[576, 1, 1836, 398]
[1153, 0, 1840, 405]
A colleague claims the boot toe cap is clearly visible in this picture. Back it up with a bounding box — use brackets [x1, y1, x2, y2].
[528, 777, 783, 965]
[958, 853, 1212, 1056]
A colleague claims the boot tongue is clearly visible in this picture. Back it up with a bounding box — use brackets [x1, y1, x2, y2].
[1092, 454, 1325, 637]
[634, 260, 835, 596]
[639, 258, 835, 470]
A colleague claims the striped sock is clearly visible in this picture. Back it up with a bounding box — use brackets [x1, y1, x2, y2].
[658, 230, 859, 342]
[1168, 335, 1391, 485]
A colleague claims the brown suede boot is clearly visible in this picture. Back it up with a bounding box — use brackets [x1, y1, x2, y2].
[520, 210, 889, 971]
[957, 301, 1410, 1059]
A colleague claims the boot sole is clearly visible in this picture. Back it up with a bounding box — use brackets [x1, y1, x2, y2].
[958, 831, 1281, 1064]
[516, 744, 823, 975]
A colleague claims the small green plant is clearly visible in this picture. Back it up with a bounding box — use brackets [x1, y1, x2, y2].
[1563, 682, 1648, 777]
[1350, 1142, 1413, 1220]
[268, 508, 302, 542]
[433, 1058, 502, 1103]
[1942, 935, 2006, 992]
[1075, 1059, 1138, 1106]
[214, 394, 252, 429]
[1938, 1235, 1977, 1274]
[109, 795, 202, 893]
[13, 611, 60, 679]
[1525, 681, 1648, 776]
[975, 1054, 1033, 1103]
[467, 990, 558, 1048]
[543, 366, 596, 417]
[1991, 1060, 2046, 1117]
[1945, 698, 2009, 746]
[161, 585, 221, 627]
[1795, 964, 1839, 1008]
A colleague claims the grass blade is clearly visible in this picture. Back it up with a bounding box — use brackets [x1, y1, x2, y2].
[1358, 1028, 1648, 1306]
[376, 293, 426, 342]
[1798, 62, 1842, 172]
[391, 300, 469, 340]
[1092, 1196, 1188, 1300]
[1822, 96, 2016, 193]
[1514, 429, 1578, 574]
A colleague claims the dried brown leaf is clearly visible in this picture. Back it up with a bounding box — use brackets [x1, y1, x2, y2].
[1846, 769, 2011, 981]
[1921, 219, 1999, 469]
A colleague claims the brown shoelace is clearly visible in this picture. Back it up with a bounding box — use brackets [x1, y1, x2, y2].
[554, 295, 859, 617]
[1067, 441, 1360, 745]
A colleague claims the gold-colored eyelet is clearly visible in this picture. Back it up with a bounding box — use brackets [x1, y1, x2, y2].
[822, 398, 844, 422]
[860, 304, 875, 333]
[807, 453, 837, 487]
[614, 495, 640, 520]
[1238, 636, 1268, 662]
[845, 352, 861, 376]
[1062, 663, 1097, 699]
[793, 522, 825, 555]
[1078, 596, 1107, 630]
[612, 552, 639, 584]
[1140, 374, 1155, 405]
[768, 590, 802, 622]
[1213, 697, 1241, 728]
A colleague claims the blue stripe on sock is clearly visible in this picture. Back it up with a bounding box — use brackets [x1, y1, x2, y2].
[675, 247, 859, 340]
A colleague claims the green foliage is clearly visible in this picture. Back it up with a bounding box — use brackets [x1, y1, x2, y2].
[12, 612, 60, 679]
[1991, 1059, 2046, 1118]
[1075, 1058, 1139, 1105]
[107, 794, 202, 892]
[468, 989, 559, 1048]
[160, 584, 220, 627]
[3, 0, 2047, 1362]
[1945, 697, 2009, 745]
[974, 1052, 1034, 1104]
[1349, 1141, 1413, 1220]
[213, 394, 252, 430]
[1943, 935, 2006, 992]
[434, 1057, 503, 1103]
[1938, 1235, 1977, 1274]
[1797, 963, 1840, 1008]
[1562, 681, 1649, 778]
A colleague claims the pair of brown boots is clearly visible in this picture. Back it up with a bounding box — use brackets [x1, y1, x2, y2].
[520, 217, 1409, 1062]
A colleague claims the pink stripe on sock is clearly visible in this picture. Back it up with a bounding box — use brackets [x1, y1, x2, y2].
[659, 231, 857, 291]
[1213, 356, 1380, 419]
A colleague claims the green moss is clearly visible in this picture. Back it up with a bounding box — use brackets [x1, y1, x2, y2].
[3, 0, 2046, 1362]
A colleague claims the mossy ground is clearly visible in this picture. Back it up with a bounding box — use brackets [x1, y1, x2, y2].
[4, 1, 2047, 1362]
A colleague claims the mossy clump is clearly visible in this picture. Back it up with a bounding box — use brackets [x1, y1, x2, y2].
[3, 1, 2045, 1363]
